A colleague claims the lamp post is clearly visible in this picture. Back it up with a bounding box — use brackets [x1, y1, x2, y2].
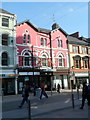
[71, 70, 75, 109]
[31, 45, 34, 80]
[71, 80, 75, 109]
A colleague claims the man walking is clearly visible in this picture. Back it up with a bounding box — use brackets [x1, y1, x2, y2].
[40, 82, 48, 100]
[80, 82, 88, 109]
[19, 84, 29, 108]
[57, 83, 60, 93]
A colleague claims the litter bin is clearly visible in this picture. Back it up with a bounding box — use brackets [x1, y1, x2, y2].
[36, 88, 41, 98]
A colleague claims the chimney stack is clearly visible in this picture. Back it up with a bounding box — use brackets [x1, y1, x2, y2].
[52, 23, 59, 30]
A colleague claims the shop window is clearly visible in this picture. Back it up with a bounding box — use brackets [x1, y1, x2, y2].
[2, 18, 9, 27]
[2, 52, 8, 66]
[2, 34, 8, 46]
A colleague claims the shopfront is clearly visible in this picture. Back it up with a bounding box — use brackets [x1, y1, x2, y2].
[2, 76, 15, 95]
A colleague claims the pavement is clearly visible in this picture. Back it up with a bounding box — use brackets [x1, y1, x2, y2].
[1, 89, 89, 119]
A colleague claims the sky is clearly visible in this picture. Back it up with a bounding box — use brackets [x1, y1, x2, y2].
[1, 2, 88, 37]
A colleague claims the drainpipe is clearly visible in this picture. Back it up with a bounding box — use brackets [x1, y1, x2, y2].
[31, 45, 34, 81]
[49, 32, 53, 96]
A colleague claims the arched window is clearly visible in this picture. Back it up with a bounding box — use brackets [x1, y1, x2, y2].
[58, 55, 64, 66]
[58, 55, 64, 67]
[58, 39, 62, 47]
[41, 38, 44, 46]
[42, 54, 47, 66]
[27, 34, 30, 43]
[44, 38, 47, 46]
[23, 34, 26, 43]
[24, 53, 31, 66]
[73, 55, 81, 68]
[2, 52, 8, 66]
[82, 56, 89, 68]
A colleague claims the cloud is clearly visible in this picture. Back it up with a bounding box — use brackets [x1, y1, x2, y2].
[69, 8, 74, 12]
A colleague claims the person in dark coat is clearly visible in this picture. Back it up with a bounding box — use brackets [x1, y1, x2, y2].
[40, 82, 48, 100]
[87, 84, 90, 106]
[19, 84, 29, 108]
[57, 83, 60, 93]
[80, 82, 88, 109]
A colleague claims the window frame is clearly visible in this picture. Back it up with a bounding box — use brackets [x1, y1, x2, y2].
[82, 47, 88, 54]
[72, 45, 79, 53]
[2, 34, 8, 46]
[57, 39, 62, 48]
[24, 53, 32, 67]
[58, 55, 64, 67]
[83, 60, 88, 68]
[41, 54, 48, 67]
[2, 52, 8, 66]
[40, 38, 47, 46]
[2, 18, 9, 27]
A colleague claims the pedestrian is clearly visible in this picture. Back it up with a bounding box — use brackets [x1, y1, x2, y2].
[33, 83, 38, 96]
[87, 84, 90, 106]
[57, 83, 60, 93]
[80, 82, 88, 109]
[19, 84, 29, 108]
[54, 83, 56, 91]
[40, 82, 48, 100]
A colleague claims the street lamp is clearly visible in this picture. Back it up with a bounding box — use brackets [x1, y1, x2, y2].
[71, 79, 75, 109]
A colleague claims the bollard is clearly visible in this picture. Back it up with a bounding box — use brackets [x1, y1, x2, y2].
[72, 93, 75, 109]
[28, 100, 31, 120]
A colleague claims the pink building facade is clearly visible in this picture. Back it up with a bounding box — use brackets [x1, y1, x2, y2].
[16, 20, 69, 93]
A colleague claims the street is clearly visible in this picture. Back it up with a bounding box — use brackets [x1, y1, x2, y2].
[1, 90, 89, 119]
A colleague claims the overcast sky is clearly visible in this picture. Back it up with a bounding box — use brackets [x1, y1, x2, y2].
[2, 2, 88, 37]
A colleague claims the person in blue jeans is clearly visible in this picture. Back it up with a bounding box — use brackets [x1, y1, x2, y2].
[40, 82, 48, 100]
[19, 84, 29, 108]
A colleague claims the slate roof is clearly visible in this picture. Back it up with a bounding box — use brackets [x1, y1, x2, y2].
[58, 27, 68, 36]
[0, 8, 15, 16]
[16, 20, 69, 35]
[16, 20, 50, 34]
[67, 36, 89, 46]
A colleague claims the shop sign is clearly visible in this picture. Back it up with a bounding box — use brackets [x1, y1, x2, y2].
[19, 72, 40, 75]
